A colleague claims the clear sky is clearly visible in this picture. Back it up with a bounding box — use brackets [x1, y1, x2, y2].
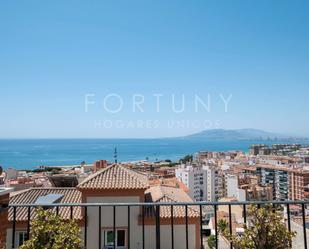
[0, 0, 309, 138]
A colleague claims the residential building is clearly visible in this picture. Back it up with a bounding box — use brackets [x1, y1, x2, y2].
[224, 174, 246, 201]
[6, 164, 200, 249]
[249, 144, 303, 156]
[249, 145, 270, 156]
[175, 164, 207, 201]
[255, 164, 309, 201]
[203, 165, 222, 201]
[244, 184, 273, 201]
[0, 188, 12, 249]
[5, 169, 18, 181]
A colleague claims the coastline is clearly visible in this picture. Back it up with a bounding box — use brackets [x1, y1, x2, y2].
[1, 138, 309, 170]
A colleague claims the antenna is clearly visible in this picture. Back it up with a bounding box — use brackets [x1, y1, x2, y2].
[114, 147, 118, 163]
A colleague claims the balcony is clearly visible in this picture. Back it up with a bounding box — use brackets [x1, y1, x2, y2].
[7, 200, 309, 249]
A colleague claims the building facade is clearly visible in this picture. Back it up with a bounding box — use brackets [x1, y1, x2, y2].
[224, 174, 246, 201]
[175, 164, 222, 202]
[175, 164, 207, 201]
[6, 164, 200, 249]
[255, 164, 309, 201]
[0, 188, 12, 249]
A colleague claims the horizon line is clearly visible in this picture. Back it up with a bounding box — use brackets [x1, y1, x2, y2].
[0, 128, 307, 140]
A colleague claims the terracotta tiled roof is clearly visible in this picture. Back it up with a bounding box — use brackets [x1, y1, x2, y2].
[9, 188, 82, 221]
[149, 178, 190, 193]
[145, 186, 199, 218]
[77, 164, 149, 190]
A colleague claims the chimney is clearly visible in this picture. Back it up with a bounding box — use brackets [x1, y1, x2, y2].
[93, 160, 108, 171]
[0, 188, 13, 249]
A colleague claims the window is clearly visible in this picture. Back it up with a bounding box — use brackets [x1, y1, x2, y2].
[103, 229, 126, 248]
[117, 230, 125, 247]
[16, 231, 27, 247]
[106, 231, 114, 246]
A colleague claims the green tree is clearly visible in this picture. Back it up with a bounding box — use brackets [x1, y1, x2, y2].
[217, 219, 228, 232]
[179, 154, 193, 164]
[20, 208, 83, 249]
[0, 165, 3, 175]
[218, 205, 296, 249]
[207, 235, 216, 249]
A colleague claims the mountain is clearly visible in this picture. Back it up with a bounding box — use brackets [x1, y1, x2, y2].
[184, 129, 292, 141]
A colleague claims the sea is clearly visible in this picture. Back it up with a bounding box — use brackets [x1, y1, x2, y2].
[0, 139, 308, 170]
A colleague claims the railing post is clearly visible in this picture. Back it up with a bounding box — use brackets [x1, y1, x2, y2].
[171, 205, 174, 249]
[142, 205, 145, 249]
[287, 204, 291, 248]
[128, 206, 130, 249]
[84, 206, 87, 249]
[243, 204, 247, 225]
[228, 204, 233, 249]
[287, 204, 291, 232]
[27, 207, 31, 241]
[200, 205, 203, 249]
[302, 203, 307, 249]
[214, 205, 218, 249]
[98, 206, 101, 249]
[156, 205, 161, 249]
[12, 206, 16, 249]
[113, 206, 116, 249]
[185, 205, 188, 249]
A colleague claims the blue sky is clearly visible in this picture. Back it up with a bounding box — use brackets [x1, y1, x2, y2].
[0, 0, 309, 138]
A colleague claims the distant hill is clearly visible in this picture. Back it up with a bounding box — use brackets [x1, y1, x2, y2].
[183, 129, 302, 141]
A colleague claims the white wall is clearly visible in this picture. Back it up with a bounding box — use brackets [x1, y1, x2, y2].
[145, 224, 197, 249]
[176, 165, 210, 202]
[237, 189, 246, 202]
[6, 196, 198, 249]
[226, 174, 246, 201]
[203, 166, 216, 202]
[86, 196, 198, 249]
[226, 174, 238, 198]
[86, 196, 142, 249]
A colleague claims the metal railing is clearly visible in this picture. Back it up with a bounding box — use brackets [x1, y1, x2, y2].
[9, 200, 309, 249]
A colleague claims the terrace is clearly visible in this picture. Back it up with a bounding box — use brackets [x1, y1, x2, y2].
[7, 200, 309, 249]
[3, 165, 309, 249]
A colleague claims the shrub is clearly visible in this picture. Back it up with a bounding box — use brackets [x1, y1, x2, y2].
[20, 207, 83, 249]
[218, 204, 296, 249]
[207, 235, 216, 249]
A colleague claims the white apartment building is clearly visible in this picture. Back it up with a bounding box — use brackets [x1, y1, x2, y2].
[203, 165, 223, 202]
[175, 164, 206, 201]
[175, 164, 222, 202]
[225, 174, 246, 201]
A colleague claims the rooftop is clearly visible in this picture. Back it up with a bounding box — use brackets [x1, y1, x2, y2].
[77, 164, 149, 190]
[256, 163, 309, 173]
[9, 188, 82, 221]
[145, 185, 199, 218]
